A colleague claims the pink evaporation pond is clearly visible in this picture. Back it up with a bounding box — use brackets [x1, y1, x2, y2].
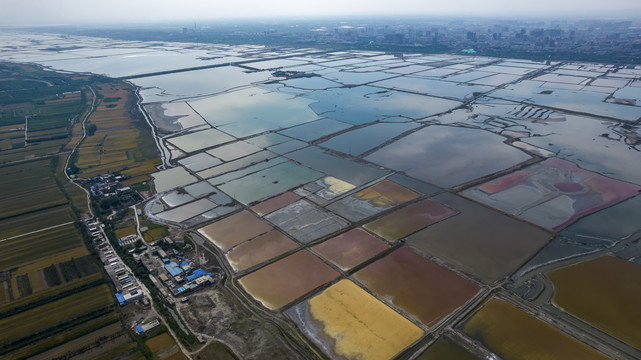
[464, 157, 641, 230]
[226, 230, 299, 272]
[363, 198, 458, 241]
[250, 191, 301, 216]
[554, 182, 585, 193]
[238, 250, 340, 310]
[354, 246, 480, 326]
[312, 228, 389, 271]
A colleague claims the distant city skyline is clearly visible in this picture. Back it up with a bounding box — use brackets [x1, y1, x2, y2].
[1, 0, 641, 26]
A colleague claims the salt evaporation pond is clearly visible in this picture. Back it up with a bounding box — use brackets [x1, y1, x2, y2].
[286, 147, 387, 187]
[462, 157, 641, 230]
[312, 228, 389, 271]
[279, 118, 352, 142]
[206, 141, 262, 162]
[491, 80, 641, 122]
[143, 102, 207, 133]
[135, 65, 269, 103]
[462, 298, 608, 360]
[319, 122, 420, 156]
[151, 167, 198, 193]
[363, 198, 457, 241]
[250, 192, 302, 216]
[197, 150, 278, 179]
[372, 76, 493, 100]
[177, 153, 222, 172]
[327, 179, 420, 222]
[225, 229, 298, 272]
[418, 337, 481, 360]
[365, 125, 531, 188]
[238, 250, 339, 310]
[265, 199, 349, 243]
[156, 198, 218, 223]
[547, 256, 641, 351]
[218, 161, 323, 205]
[518, 194, 641, 274]
[307, 86, 462, 125]
[355, 246, 479, 326]
[407, 192, 551, 284]
[197, 210, 272, 251]
[286, 279, 423, 360]
[189, 87, 320, 138]
[166, 128, 235, 153]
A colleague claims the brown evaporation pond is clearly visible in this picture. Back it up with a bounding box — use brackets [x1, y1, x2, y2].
[327, 179, 421, 222]
[312, 228, 389, 271]
[407, 192, 551, 284]
[250, 191, 301, 216]
[547, 256, 641, 351]
[197, 210, 272, 251]
[418, 336, 481, 360]
[463, 298, 608, 360]
[355, 179, 420, 207]
[355, 246, 479, 326]
[226, 230, 299, 272]
[238, 250, 340, 310]
[364, 198, 457, 241]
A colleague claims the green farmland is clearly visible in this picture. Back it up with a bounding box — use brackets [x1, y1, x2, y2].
[0, 62, 147, 359]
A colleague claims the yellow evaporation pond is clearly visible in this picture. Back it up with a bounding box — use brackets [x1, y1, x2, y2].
[309, 279, 423, 360]
[353, 179, 419, 207]
[316, 176, 356, 199]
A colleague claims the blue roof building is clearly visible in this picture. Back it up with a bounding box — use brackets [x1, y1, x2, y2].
[165, 262, 183, 277]
[186, 268, 206, 281]
[115, 292, 126, 306]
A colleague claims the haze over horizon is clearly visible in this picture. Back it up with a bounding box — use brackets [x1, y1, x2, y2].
[1, 0, 641, 27]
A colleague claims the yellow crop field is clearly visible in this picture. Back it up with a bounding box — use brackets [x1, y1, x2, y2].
[27, 270, 43, 293]
[0, 284, 113, 344]
[27, 322, 123, 360]
[74, 82, 159, 182]
[121, 161, 160, 178]
[100, 151, 129, 164]
[0, 205, 75, 239]
[63, 121, 86, 151]
[13, 247, 88, 276]
[0, 273, 102, 314]
[4, 312, 120, 360]
[115, 226, 137, 239]
[143, 227, 168, 242]
[103, 133, 139, 150]
[145, 333, 176, 353]
[80, 134, 106, 147]
[0, 224, 86, 272]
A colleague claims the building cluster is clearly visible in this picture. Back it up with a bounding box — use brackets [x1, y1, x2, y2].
[219, 18, 641, 62]
[85, 218, 144, 306]
[141, 239, 221, 302]
[85, 173, 131, 198]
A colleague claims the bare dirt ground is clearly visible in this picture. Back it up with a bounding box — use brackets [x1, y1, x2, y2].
[179, 286, 304, 360]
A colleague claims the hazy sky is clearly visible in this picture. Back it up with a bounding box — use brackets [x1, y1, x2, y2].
[1, 0, 640, 26]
